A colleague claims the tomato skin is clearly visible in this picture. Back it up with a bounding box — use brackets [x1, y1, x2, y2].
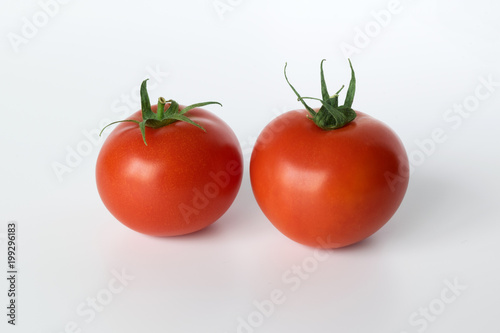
[96, 105, 243, 236]
[250, 110, 409, 248]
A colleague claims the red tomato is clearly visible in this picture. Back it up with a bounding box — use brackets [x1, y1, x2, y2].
[250, 60, 409, 248]
[96, 100, 243, 236]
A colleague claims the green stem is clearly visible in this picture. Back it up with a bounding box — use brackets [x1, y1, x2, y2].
[157, 97, 166, 120]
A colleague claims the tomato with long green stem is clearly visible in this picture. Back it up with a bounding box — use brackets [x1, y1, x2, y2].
[96, 80, 243, 236]
[250, 60, 409, 248]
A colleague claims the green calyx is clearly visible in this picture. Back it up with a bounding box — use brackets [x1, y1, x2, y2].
[100, 79, 222, 145]
[284, 59, 357, 130]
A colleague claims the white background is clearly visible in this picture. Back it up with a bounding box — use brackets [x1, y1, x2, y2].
[1, 0, 500, 332]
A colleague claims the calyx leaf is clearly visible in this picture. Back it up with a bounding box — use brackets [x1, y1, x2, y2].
[100, 79, 222, 145]
[284, 59, 357, 130]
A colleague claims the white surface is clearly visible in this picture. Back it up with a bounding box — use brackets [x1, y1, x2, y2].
[1, 0, 500, 332]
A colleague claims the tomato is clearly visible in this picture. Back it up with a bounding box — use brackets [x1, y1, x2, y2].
[250, 60, 409, 248]
[96, 80, 243, 236]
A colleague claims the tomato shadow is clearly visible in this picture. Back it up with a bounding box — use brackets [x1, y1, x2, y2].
[135, 219, 225, 245]
[214, 171, 271, 234]
[382, 172, 465, 247]
[337, 236, 377, 251]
